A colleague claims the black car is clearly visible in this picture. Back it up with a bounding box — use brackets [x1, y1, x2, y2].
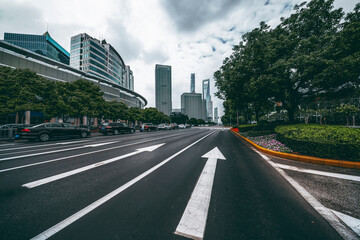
[0, 124, 33, 139]
[99, 122, 135, 135]
[15, 123, 90, 142]
[140, 123, 157, 132]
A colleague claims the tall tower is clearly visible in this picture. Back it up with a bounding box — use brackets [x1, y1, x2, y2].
[155, 64, 172, 116]
[190, 73, 195, 93]
[202, 79, 213, 122]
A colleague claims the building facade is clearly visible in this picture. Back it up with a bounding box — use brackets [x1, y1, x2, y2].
[181, 93, 204, 120]
[0, 40, 146, 108]
[202, 79, 213, 122]
[190, 73, 195, 93]
[214, 107, 219, 124]
[4, 32, 70, 65]
[155, 64, 172, 116]
[70, 33, 128, 88]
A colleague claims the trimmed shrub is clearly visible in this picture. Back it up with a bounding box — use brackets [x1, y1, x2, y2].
[235, 124, 257, 132]
[275, 124, 360, 161]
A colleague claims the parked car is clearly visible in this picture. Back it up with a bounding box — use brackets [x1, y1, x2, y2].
[170, 123, 179, 130]
[178, 124, 186, 129]
[157, 123, 172, 130]
[15, 123, 90, 142]
[0, 124, 33, 139]
[99, 122, 135, 135]
[140, 123, 157, 132]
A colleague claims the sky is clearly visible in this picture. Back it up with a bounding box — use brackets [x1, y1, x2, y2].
[0, 0, 358, 119]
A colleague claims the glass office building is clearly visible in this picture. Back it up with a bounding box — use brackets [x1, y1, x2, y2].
[4, 32, 70, 65]
[70, 33, 126, 87]
[202, 79, 213, 121]
[155, 64, 172, 116]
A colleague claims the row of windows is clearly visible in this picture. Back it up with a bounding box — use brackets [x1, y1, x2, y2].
[90, 46, 106, 61]
[71, 36, 81, 45]
[90, 59, 106, 71]
[90, 52, 106, 65]
[90, 41, 106, 55]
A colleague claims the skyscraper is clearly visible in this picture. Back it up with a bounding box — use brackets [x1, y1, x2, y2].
[155, 64, 172, 116]
[4, 32, 70, 65]
[70, 33, 127, 87]
[190, 73, 195, 93]
[202, 79, 213, 121]
[214, 107, 219, 124]
[181, 93, 203, 120]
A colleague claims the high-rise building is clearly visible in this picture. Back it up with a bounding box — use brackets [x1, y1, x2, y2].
[70, 33, 127, 88]
[214, 107, 219, 124]
[190, 73, 195, 93]
[181, 93, 203, 120]
[155, 64, 172, 116]
[125, 65, 134, 91]
[202, 79, 213, 121]
[4, 32, 70, 65]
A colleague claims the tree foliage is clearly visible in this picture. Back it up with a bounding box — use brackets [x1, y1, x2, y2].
[215, 0, 360, 123]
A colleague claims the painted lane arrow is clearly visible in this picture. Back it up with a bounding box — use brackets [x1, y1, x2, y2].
[22, 143, 165, 189]
[175, 147, 226, 240]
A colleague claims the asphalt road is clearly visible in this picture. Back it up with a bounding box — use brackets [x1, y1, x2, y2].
[0, 127, 359, 239]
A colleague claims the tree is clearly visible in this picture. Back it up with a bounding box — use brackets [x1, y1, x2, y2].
[170, 112, 189, 124]
[336, 104, 359, 126]
[103, 100, 129, 122]
[0, 68, 52, 123]
[142, 108, 169, 124]
[128, 107, 144, 125]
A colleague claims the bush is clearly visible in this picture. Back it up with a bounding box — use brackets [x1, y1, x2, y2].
[275, 124, 360, 161]
[234, 124, 257, 132]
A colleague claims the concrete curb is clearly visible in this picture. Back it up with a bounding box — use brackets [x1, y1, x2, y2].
[230, 129, 360, 169]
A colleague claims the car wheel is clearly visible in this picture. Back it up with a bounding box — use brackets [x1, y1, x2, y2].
[114, 129, 119, 135]
[39, 133, 50, 142]
[80, 131, 88, 138]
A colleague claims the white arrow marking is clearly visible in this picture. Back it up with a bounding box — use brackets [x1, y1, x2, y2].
[30, 131, 216, 240]
[22, 143, 165, 189]
[175, 147, 225, 240]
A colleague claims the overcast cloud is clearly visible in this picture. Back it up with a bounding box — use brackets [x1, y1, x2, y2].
[0, 0, 358, 119]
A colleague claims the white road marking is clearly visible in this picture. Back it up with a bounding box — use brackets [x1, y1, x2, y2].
[22, 144, 165, 188]
[277, 163, 360, 182]
[0, 131, 197, 173]
[332, 210, 360, 236]
[175, 147, 226, 240]
[85, 142, 117, 147]
[253, 149, 359, 240]
[30, 130, 217, 240]
[0, 140, 91, 152]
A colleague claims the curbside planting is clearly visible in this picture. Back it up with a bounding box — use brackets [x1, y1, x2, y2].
[231, 128, 360, 169]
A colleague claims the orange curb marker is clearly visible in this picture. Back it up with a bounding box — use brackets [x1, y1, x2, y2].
[230, 129, 360, 169]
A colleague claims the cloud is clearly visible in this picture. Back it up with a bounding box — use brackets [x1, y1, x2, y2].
[161, 0, 243, 32]
[0, 1, 45, 35]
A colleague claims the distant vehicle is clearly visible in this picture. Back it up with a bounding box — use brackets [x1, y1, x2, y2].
[185, 124, 191, 128]
[99, 122, 135, 135]
[140, 123, 157, 132]
[157, 123, 171, 130]
[15, 123, 90, 142]
[178, 124, 186, 129]
[170, 123, 179, 130]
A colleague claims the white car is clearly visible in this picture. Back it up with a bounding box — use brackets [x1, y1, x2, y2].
[178, 124, 186, 129]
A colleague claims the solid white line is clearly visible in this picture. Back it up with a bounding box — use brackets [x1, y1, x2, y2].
[30, 130, 217, 240]
[0, 131, 196, 173]
[253, 149, 359, 240]
[175, 158, 217, 240]
[0, 140, 91, 152]
[332, 210, 360, 236]
[277, 163, 360, 182]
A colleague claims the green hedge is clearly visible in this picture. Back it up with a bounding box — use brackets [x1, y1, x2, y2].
[275, 124, 360, 161]
[234, 124, 257, 132]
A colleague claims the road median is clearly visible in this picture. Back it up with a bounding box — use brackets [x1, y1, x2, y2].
[231, 128, 360, 169]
